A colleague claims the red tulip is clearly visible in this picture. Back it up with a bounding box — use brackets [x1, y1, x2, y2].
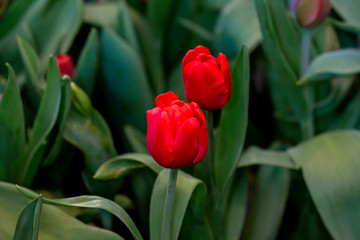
[182, 46, 232, 110]
[296, 0, 331, 29]
[56, 54, 75, 79]
[146, 91, 208, 169]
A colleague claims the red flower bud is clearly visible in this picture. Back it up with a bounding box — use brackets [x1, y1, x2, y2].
[296, 0, 331, 29]
[182, 46, 232, 110]
[56, 54, 75, 79]
[146, 91, 208, 169]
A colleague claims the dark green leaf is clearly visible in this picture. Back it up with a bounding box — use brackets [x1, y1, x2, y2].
[214, 0, 262, 57]
[0, 181, 124, 240]
[0, 64, 25, 182]
[238, 146, 299, 169]
[17, 185, 143, 240]
[150, 170, 207, 240]
[240, 166, 290, 240]
[75, 28, 99, 97]
[288, 130, 360, 240]
[298, 49, 360, 86]
[14, 195, 43, 240]
[94, 153, 163, 180]
[148, 0, 174, 38]
[124, 125, 148, 153]
[101, 27, 153, 132]
[215, 46, 250, 190]
[42, 77, 72, 166]
[19, 56, 61, 186]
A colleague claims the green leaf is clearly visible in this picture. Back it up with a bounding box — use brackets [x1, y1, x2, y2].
[0, 64, 25, 182]
[116, 1, 140, 53]
[124, 125, 148, 153]
[14, 195, 43, 240]
[150, 169, 207, 240]
[224, 169, 248, 240]
[17, 185, 143, 240]
[177, 17, 214, 42]
[19, 56, 61, 186]
[331, 0, 360, 30]
[75, 28, 99, 97]
[42, 76, 72, 167]
[288, 130, 360, 240]
[16, 36, 41, 90]
[148, 0, 174, 38]
[215, 45, 250, 190]
[298, 49, 360, 86]
[84, 2, 119, 27]
[94, 153, 163, 180]
[214, 0, 262, 57]
[63, 83, 117, 173]
[0, 181, 124, 240]
[329, 18, 360, 34]
[238, 146, 299, 169]
[240, 166, 290, 240]
[101, 27, 153, 132]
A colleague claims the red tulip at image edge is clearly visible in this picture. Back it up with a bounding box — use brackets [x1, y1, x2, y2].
[182, 45, 232, 110]
[146, 91, 208, 169]
[295, 0, 331, 29]
[56, 54, 75, 79]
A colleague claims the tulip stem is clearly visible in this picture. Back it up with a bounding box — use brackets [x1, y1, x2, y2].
[205, 110, 216, 188]
[161, 168, 178, 240]
[300, 28, 314, 139]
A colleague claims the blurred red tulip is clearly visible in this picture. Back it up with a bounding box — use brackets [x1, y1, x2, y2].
[56, 54, 75, 79]
[296, 0, 331, 29]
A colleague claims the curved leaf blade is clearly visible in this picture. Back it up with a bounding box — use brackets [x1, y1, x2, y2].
[288, 130, 360, 240]
[215, 45, 250, 190]
[150, 169, 207, 240]
[0, 64, 25, 181]
[14, 195, 43, 240]
[17, 185, 143, 240]
[19, 56, 61, 186]
[94, 153, 163, 180]
[298, 49, 360, 86]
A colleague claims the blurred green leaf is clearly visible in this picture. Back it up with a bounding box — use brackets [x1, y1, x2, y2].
[214, 0, 262, 57]
[177, 17, 214, 42]
[150, 170, 207, 240]
[0, 64, 25, 182]
[19, 56, 61, 186]
[215, 45, 249, 191]
[63, 83, 117, 173]
[124, 125, 148, 153]
[42, 77, 72, 167]
[84, 2, 119, 27]
[148, 0, 174, 38]
[94, 153, 162, 180]
[101, 27, 153, 132]
[298, 49, 360, 86]
[17, 36, 41, 90]
[75, 28, 99, 97]
[238, 146, 299, 169]
[224, 169, 248, 240]
[288, 130, 360, 240]
[329, 18, 360, 33]
[17, 185, 143, 240]
[0, 181, 124, 240]
[331, 0, 360, 30]
[14, 195, 43, 240]
[116, 1, 140, 54]
[240, 166, 290, 240]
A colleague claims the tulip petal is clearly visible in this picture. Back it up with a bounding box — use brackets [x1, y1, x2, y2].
[218, 53, 232, 103]
[146, 108, 174, 167]
[182, 45, 210, 68]
[183, 61, 227, 110]
[155, 91, 179, 108]
[192, 110, 208, 165]
[172, 118, 200, 168]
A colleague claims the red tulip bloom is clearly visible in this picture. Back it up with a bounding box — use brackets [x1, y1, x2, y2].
[56, 54, 75, 79]
[146, 91, 208, 169]
[296, 0, 331, 29]
[182, 46, 232, 110]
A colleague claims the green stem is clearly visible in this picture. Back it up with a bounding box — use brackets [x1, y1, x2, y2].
[161, 169, 178, 240]
[300, 28, 314, 140]
[205, 110, 216, 189]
